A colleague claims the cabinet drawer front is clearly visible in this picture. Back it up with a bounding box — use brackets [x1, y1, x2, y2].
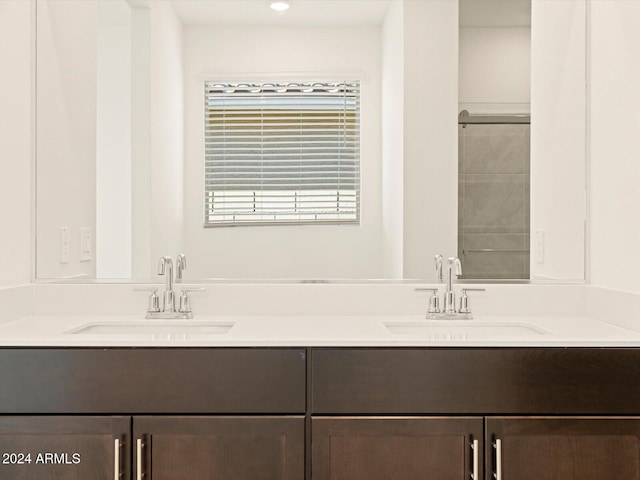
[311, 348, 640, 414]
[134, 416, 304, 480]
[0, 416, 130, 480]
[487, 417, 640, 480]
[312, 417, 483, 480]
[0, 349, 306, 413]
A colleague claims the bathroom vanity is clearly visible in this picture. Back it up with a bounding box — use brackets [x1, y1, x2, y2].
[1, 345, 640, 480]
[0, 281, 636, 479]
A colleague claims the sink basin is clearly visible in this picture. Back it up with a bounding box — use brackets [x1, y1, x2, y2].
[384, 321, 550, 340]
[67, 321, 235, 336]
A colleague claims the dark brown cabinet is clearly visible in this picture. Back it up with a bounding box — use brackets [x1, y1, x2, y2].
[487, 417, 640, 480]
[312, 416, 640, 480]
[0, 416, 130, 479]
[312, 417, 483, 480]
[0, 416, 304, 480]
[134, 416, 304, 480]
[0, 349, 306, 479]
[311, 348, 640, 414]
[311, 349, 640, 480]
[3, 348, 640, 480]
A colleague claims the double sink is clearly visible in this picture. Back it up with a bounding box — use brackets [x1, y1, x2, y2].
[66, 319, 550, 340]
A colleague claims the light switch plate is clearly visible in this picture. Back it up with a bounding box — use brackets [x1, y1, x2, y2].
[534, 229, 545, 264]
[60, 226, 70, 264]
[80, 227, 92, 262]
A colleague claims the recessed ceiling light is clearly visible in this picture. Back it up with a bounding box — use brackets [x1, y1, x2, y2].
[269, 0, 291, 12]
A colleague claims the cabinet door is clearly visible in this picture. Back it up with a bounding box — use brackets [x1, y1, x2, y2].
[313, 417, 483, 480]
[0, 416, 130, 480]
[487, 417, 640, 480]
[134, 416, 304, 480]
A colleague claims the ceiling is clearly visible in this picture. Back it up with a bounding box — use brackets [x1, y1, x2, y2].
[170, 0, 530, 29]
[171, 0, 392, 27]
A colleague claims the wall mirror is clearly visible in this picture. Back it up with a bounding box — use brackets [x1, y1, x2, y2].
[35, 0, 586, 283]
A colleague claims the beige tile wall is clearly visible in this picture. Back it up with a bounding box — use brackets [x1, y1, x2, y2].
[458, 124, 530, 279]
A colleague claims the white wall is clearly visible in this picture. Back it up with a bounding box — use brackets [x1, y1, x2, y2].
[183, 26, 383, 279]
[36, 0, 97, 279]
[148, 1, 184, 271]
[96, 0, 132, 278]
[381, 0, 404, 279]
[530, 0, 586, 280]
[0, 0, 32, 286]
[459, 27, 530, 112]
[589, 0, 640, 293]
[402, 0, 459, 279]
[130, 5, 152, 278]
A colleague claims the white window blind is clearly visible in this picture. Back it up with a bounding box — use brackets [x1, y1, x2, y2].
[204, 80, 360, 226]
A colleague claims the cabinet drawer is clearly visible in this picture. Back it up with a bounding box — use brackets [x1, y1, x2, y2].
[487, 417, 640, 480]
[0, 348, 306, 413]
[0, 416, 130, 480]
[134, 416, 304, 480]
[312, 417, 482, 480]
[311, 348, 640, 414]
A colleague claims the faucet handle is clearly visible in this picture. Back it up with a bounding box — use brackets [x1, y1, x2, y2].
[178, 287, 206, 314]
[459, 288, 485, 315]
[461, 288, 486, 293]
[414, 288, 441, 314]
[133, 287, 161, 313]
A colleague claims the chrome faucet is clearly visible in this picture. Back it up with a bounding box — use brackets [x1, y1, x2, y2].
[444, 257, 462, 314]
[158, 256, 175, 313]
[140, 255, 204, 319]
[417, 255, 484, 319]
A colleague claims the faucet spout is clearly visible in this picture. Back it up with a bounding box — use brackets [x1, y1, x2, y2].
[446, 257, 462, 292]
[444, 257, 462, 314]
[158, 256, 175, 312]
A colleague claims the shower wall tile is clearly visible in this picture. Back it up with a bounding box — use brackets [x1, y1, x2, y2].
[458, 176, 463, 228]
[458, 126, 464, 171]
[460, 174, 526, 234]
[460, 234, 529, 279]
[524, 235, 530, 278]
[524, 178, 530, 234]
[460, 124, 529, 174]
[457, 122, 530, 279]
[523, 124, 531, 174]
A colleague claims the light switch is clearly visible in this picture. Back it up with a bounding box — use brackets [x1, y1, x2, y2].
[534, 229, 545, 264]
[60, 226, 70, 264]
[80, 227, 92, 262]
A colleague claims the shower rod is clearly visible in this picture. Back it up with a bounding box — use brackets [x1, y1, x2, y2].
[458, 110, 530, 125]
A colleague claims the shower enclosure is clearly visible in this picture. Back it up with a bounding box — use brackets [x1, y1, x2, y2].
[458, 113, 530, 279]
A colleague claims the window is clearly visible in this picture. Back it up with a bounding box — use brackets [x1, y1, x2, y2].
[204, 80, 360, 227]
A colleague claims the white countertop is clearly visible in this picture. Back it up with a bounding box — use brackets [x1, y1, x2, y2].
[0, 314, 639, 347]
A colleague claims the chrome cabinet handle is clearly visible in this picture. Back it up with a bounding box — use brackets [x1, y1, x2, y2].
[494, 438, 502, 480]
[136, 438, 143, 480]
[472, 439, 479, 480]
[114, 439, 120, 480]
